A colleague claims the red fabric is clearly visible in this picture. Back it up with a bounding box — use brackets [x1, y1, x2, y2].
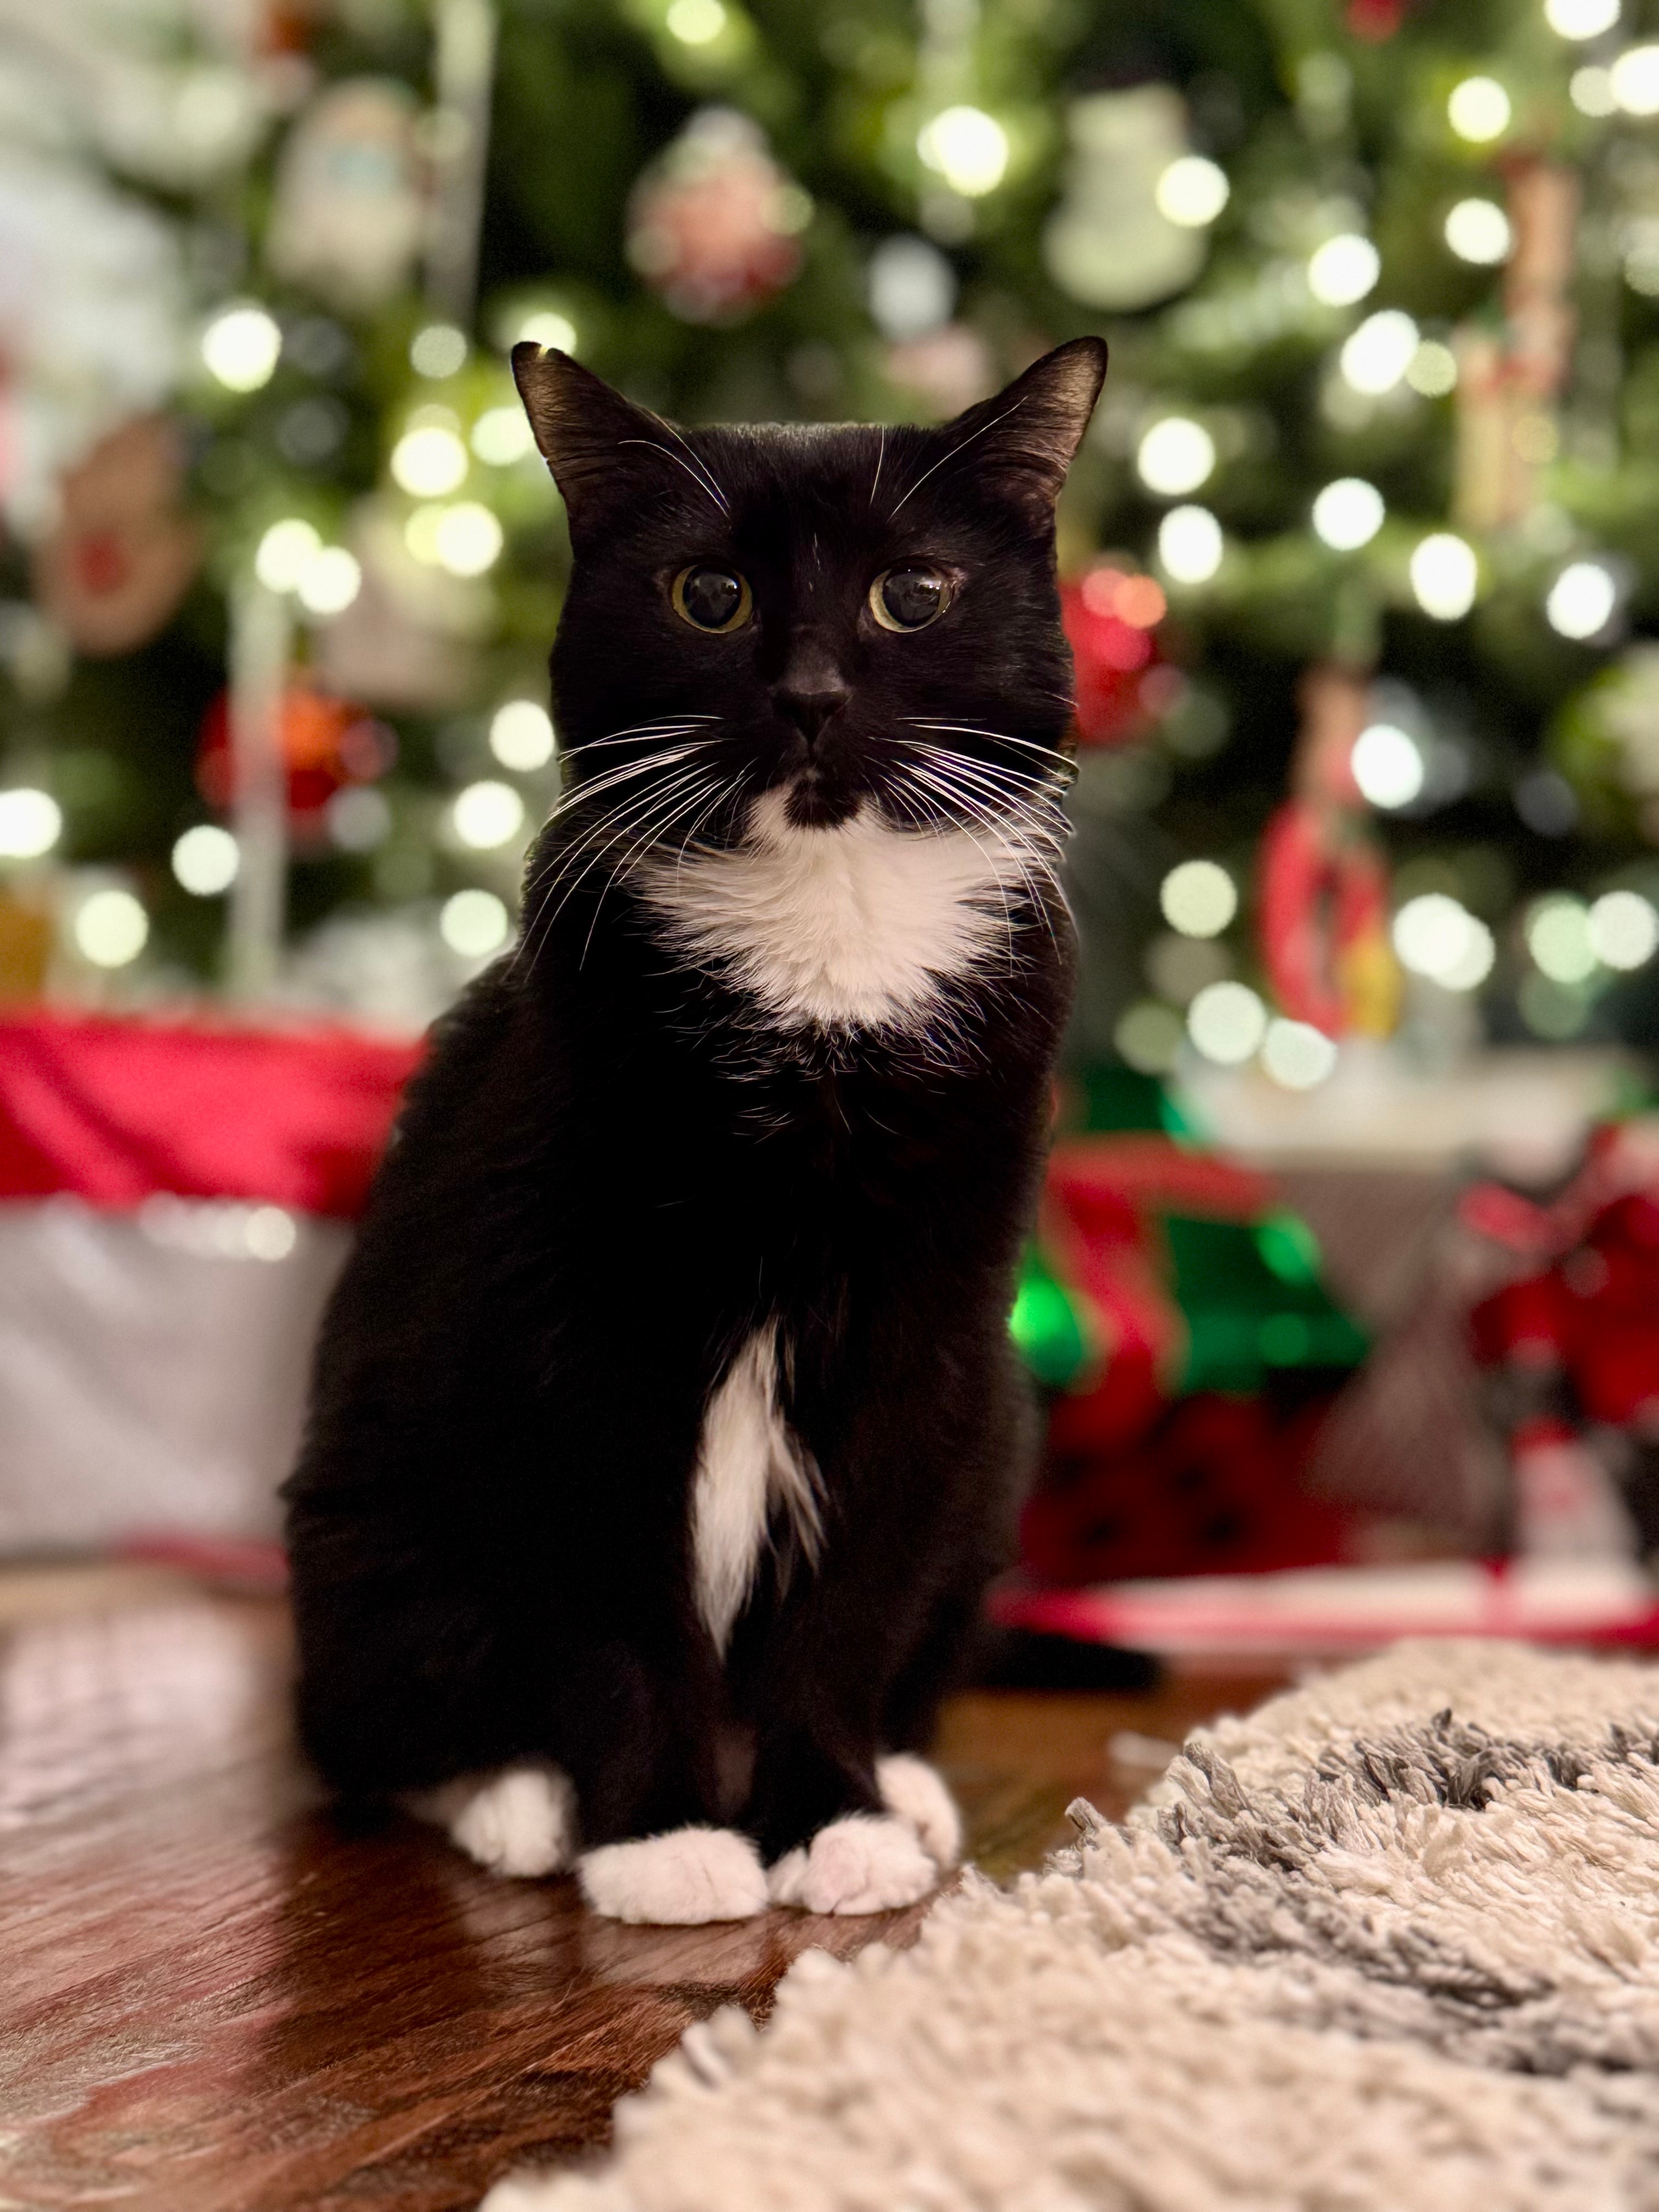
[0, 1011, 422, 1218]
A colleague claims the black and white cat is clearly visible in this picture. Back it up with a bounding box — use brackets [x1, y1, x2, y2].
[283, 335, 1107, 1923]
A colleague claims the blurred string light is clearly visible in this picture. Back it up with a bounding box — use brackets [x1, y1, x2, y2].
[1612, 44, 1659, 112]
[392, 422, 469, 497]
[490, 700, 556, 771]
[517, 309, 578, 353]
[916, 106, 1009, 196]
[1547, 0, 1620, 35]
[1312, 477, 1385, 550]
[327, 786, 392, 851]
[1410, 532, 1479, 619]
[1588, 888, 1659, 968]
[1155, 156, 1229, 228]
[254, 517, 320, 591]
[665, 0, 727, 43]
[1158, 504, 1224, 584]
[1407, 340, 1458, 396]
[1392, 893, 1496, 989]
[441, 888, 511, 957]
[868, 235, 956, 340]
[201, 303, 281, 392]
[171, 824, 238, 895]
[410, 323, 467, 378]
[1340, 310, 1419, 394]
[1527, 895, 1596, 982]
[296, 546, 361, 617]
[1261, 1017, 1339, 1090]
[1306, 234, 1379, 307]
[1444, 199, 1512, 265]
[472, 407, 534, 466]
[1160, 859, 1237, 936]
[452, 779, 526, 849]
[1187, 980, 1267, 1064]
[1351, 722, 1425, 808]
[433, 503, 503, 575]
[1572, 65, 1618, 113]
[1114, 1000, 1186, 1074]
[0, 787, 62, 859]
[75, 888, 148, 968]
[1545, 558, 1618, 639]
[1136, 417, 1215, 496]
[1448, 76, 1512, 142]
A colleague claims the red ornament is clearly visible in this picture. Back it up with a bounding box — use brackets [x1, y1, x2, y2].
[626, 110, 807, 325]
[1060, 566, 1167, 746]
[195, 685, 393, 835]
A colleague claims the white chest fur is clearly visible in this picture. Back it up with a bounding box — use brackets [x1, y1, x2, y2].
[637, 790, 1034, 1031]
[691, 1323, 821, 1653]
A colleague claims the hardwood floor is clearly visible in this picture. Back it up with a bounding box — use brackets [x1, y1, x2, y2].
[0, 1570, 1286, 2211]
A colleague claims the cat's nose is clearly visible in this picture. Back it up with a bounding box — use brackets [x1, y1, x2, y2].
[773, 647, 850, 744]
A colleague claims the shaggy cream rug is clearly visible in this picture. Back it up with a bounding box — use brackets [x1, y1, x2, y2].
[483, 1641, 1659, 2211]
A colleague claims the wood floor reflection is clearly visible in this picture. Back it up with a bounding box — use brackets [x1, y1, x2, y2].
[0, 1577, 1284, 2211]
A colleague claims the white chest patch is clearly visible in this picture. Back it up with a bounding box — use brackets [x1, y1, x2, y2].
[691, 1323, 821, 1654]
[637, 790, 1035, 1031]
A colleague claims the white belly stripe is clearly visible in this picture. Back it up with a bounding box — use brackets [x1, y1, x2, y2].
[690, 1323, 821, 1652]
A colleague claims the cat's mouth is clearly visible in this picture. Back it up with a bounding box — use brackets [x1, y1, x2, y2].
[776, 756, 864, 832]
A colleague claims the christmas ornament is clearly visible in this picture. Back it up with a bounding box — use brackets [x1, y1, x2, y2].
[196, 681, 386, 838]
[1043, 89, 1207, 313]
[1453, 160, 1579, 534]
[1258, 665, 1400, 1037]
[1061, 565, 1168, 746]
[267, 80, 427, 312]
[0, 149, 183, 533]
[31, 416, 201, 657]
[1465, 1117, 1659, 1558]
[625, 109, 809, 324]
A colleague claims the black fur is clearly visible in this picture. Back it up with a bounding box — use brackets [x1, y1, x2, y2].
[283, 338, 1107, 1863]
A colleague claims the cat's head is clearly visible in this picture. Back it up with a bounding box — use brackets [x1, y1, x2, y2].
[511, 337, 1105, 865]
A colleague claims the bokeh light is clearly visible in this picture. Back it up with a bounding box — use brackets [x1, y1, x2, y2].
[1410, 533, 1479, 619]
[490, 701, 557, 772]
[392, 424, 469, 498]
[433, 503, 504, 577]
[1545, 560, 1618, 640]
[1187, 981, 1267, 1064]
[1155, 156, 1229, 228]
[409, 324, 467, 379]
[1340, 311, 1419, 395]
[1448, 76, 1512, 141]
[201, 304, 281, 392]
[0, 788, 63, 860]
[1611, 43, 1659, 112]
[916, 106, 1009, 196]
[295, 546, 362, 618]
[1136, 417, 1216, 496]
[1311, 477, 1385, 550]
[75, 888, 149, 967]
[1587, 888, 1659, 969]
[1393, 894, 1493, 988]
[1307, 234, 1379, 307]
[441, 888, 512, 957]
[517, 310, 578, 353]
[472, 408, 535, 466]
[255, 518, 321, 592]
[1351, 723, 1425, 809]
[1527, 895, 1597, 983]
[1261, 1018, 1339, 1090]
[452, 780, 526, 850]
[1158, 505, 1224, 584]
[1444, 200, 1512, 264]
[1547, 0, 1619, 35]
[172, 825, 239, 895]
[1161, 859, 1238, 937]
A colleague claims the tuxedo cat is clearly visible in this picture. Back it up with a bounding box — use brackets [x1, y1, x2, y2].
[283, 334, 1107, 1923]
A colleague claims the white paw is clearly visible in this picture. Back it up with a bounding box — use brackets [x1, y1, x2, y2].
[766, 1814, 938, 1915]
[579, 1826, 768, 1925]
[444, 1765, 575, 1879]
[876, 1752, 963, 1869]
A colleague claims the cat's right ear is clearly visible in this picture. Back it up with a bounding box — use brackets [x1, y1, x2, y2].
[511, 346, 660, 537]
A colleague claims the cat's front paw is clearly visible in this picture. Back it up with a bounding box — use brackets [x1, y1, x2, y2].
[876, 1752, 963, 1869]
[444, 1765, 575, 1879]
[579, 1826, 769, 1924]
[767, 1814, 938, 1915]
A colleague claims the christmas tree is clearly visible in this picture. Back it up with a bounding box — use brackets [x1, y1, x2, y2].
[3, 0, 1658, 1082]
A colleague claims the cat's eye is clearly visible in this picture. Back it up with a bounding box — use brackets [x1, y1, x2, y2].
[672, 565, 753, 633]
[870, 565, 951, 633]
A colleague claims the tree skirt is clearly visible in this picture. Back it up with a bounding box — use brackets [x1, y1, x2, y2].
[486, 1642, 1659, 2211]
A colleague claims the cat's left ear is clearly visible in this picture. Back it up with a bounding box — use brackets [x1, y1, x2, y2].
[510, 344, 667, 539]
[942, 337, 1108, 518]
